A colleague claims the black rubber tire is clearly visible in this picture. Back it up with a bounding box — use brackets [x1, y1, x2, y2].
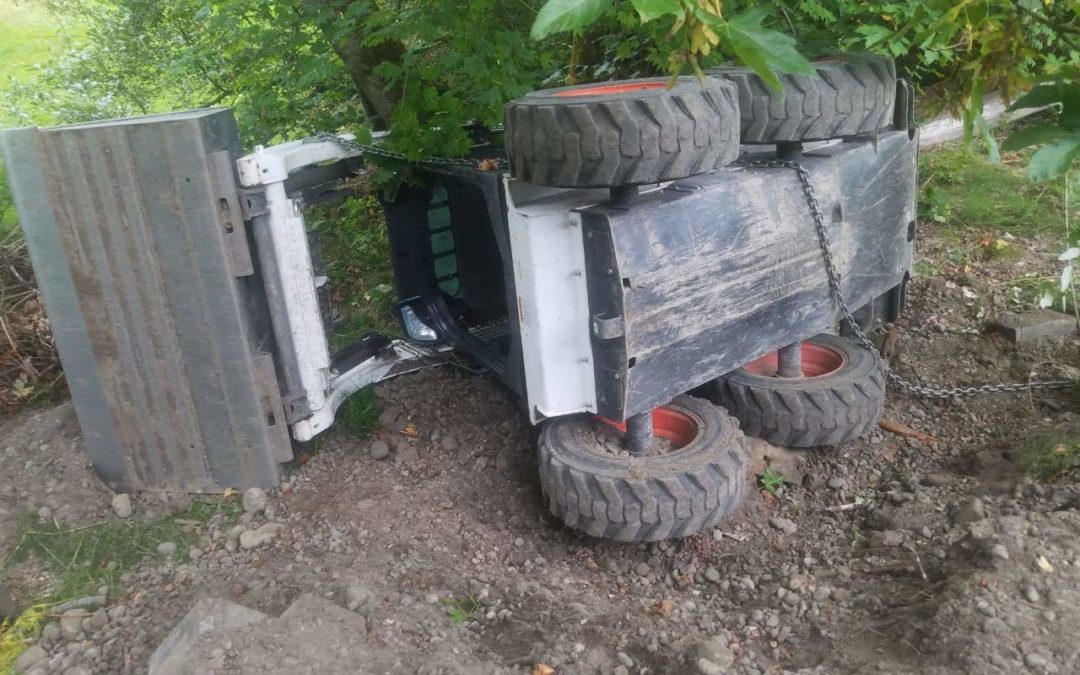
[708, 53, 896, 143]
[538, 396, 747, 542]
[504, 77, 740, 188]
[712, 334, 885, 448]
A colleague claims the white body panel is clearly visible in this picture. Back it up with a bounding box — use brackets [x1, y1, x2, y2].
[505, 178, 603, 423]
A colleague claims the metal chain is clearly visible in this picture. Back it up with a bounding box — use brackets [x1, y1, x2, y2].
[737, 157, 1077, 398]
[311, 132, 506, 169]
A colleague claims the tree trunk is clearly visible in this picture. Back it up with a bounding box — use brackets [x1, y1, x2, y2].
[308, 0, 405, 130]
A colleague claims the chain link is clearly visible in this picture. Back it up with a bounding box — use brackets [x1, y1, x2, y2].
[737, 158, 1077, 398]
[311, 132, 506, 169]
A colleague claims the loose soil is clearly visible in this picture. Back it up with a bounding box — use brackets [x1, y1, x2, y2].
[1, 223, 1079, 675]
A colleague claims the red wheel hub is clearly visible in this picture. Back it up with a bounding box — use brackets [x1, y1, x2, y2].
[743, 343, 846, 378]
[555, 82, 667, 97]
[598, 406, 698, 449]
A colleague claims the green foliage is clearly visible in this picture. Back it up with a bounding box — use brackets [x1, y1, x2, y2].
[2, 497, 242, 604]
[1022, 435, 1080, 481]
[532, 0, 609, 40]
[758, 466, 786, 495]
[309, 194, 398, 345]
[530, 0, 814, 86]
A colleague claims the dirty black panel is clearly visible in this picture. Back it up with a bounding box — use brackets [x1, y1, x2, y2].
[582, 129, 917, 420]
[581, 219, 626, 420]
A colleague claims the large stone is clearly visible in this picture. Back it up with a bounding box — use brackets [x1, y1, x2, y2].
[985, 309, 1077, 345]
[13, 644, 47, 673]
[59, 608, 89, 640]
[148, 598, 268, 675]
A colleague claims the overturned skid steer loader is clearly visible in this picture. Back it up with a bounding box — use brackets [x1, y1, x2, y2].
[0, 53, 916, 542]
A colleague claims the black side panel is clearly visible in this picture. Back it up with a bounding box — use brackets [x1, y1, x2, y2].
[381, 166, 525, 399]
[582, 130, 917, 420]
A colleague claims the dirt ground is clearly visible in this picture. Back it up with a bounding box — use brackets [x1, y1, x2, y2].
[1, 225, 1079, 675]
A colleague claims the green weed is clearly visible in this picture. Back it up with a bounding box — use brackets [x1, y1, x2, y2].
[441, 595, 478, 624]
[758, 466, 786, 495]
[1021, 435, 1080, 481]
[2, 496, 242, 605]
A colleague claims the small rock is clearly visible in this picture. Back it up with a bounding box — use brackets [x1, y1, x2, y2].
[61, 667, 90, 675]
[395, 445, 420, 464]
[923, 474, 951, 487]
[634, 562, 650, 577]
[953, 498, 986, 526]
[1024, 653, 1048, 669]
[616, 652, 634, 668]
[242, 488, 267, 514]
[614, 667, 630, 675]
[156, 542, 177, 557]
[704, 567, 720, 583]
[110, 494, 133, 519]
[13, 645, 47, 672]
[769, 517, 798, 535]
[239, 531, 267, 550]
[227, 525, 245, 542]
[827, 477, 847, 490]
[1024, 586, 1040, 603]
[695, 638, 734, 671]
[989, 543, 1010, 561]
[59, 608, 89, 640]
[369, 440, 390, 461]
[696, 659, 724, 675]
[832, 588, 852, 603]
[983, 617, 1008, 634]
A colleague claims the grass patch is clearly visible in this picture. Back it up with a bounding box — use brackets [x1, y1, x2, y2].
[0, 0, 83, 86]
[2, 496, 242, 605]
[1022, 435, 1080, 481]
[334, 387, 381, 437]
[919, 143, 1066, 237]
